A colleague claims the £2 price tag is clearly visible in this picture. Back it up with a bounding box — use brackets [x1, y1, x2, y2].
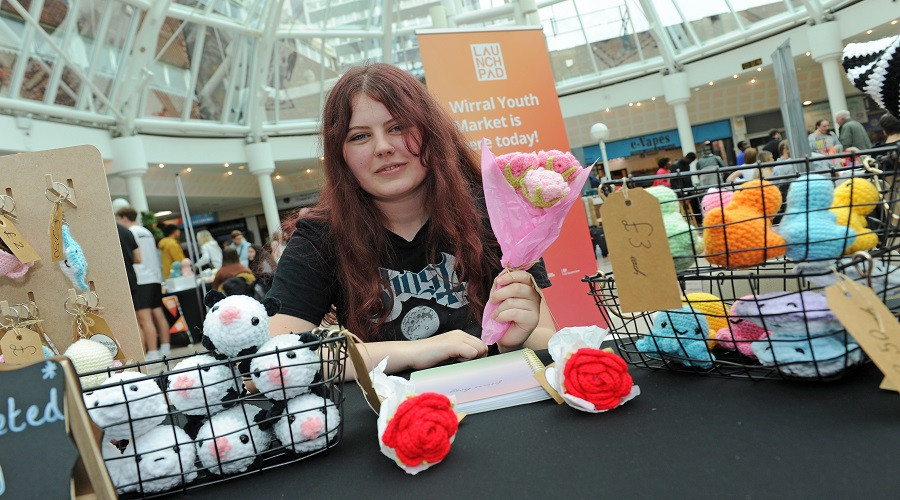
[826, 276, 900, 393]
[0, 213, 40, 264]
[599, 188, 682, 313]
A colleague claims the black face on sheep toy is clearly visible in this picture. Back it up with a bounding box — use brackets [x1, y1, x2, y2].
[201, 291, 281, 364]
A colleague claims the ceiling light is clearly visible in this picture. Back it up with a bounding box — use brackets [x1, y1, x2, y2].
[227, 171, 233, 176]
[805, 51, 811, 56]
[651, 96, 656, 101]
[635, 102, 641, 106]
[628, 102, 633, 106]
[803, 100, 812, 105]
[733, 74, 738, 79]
[275, 174, 282, 180]
[154, 210, 172, 217]
[708, 81, 714, 86]
[238, 165, 246, 170]
[158, 163, 165, 168]
[224, 162, 230, 167]
[866, 30, 873, 34]
[757, 67, 762, 72]
[306, 168, 312, 174]
[694, 87, 700, 91]
[892, 20, 897, 25]
[750, 79, 756, 84]
[319, 156, 325, 161]
[605, 107, 610, 112]
[186, 167, 192, 172]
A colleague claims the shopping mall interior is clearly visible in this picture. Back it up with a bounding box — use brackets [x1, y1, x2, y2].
[0, 0, 896, 243]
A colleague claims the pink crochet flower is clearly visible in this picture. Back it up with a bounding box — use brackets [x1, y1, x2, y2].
[0, 248, 33, 279]
[523, 168, 570, 207]
[498, 152, 538, 189]
[536, 150, 580, 182]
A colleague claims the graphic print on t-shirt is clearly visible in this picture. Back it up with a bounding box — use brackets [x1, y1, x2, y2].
[380, 252, 469, 340]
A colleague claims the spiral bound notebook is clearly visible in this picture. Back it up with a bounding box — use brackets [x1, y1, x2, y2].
[409, 349, 551, 414]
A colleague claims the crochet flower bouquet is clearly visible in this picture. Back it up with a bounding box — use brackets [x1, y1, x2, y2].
[480, 141, 591, 345]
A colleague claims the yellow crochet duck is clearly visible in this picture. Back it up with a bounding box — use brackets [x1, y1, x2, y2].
[681, 292, 729, 347]
[830, 178, 880, 254]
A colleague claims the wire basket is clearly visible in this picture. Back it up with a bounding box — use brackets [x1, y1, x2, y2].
[586, 145, 900, 381]
[79, 328, 348, 498]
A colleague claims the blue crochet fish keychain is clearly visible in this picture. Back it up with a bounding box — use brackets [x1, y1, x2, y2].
[60, 224, 88, 290]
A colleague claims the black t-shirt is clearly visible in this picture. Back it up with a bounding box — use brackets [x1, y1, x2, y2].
[117, 223, 138, 292]
[670, 158, 693, 191]
[267, 215, 550, 342]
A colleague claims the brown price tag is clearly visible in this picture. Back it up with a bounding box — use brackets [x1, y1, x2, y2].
[0, 213, 41, 263]
[825, 277, 900, 393]
[73, 313, 126, 361]
[344, 333, 381, 414]
[49, 203, 64, 262]
[599, 188, 682, 312]
[0, 327, 45, 364]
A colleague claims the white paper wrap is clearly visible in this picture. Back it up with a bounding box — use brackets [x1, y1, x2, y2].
[368, 356, 417, 414]
[545, 326, 640, 413]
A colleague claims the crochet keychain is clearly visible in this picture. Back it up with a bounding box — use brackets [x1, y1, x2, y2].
[68, 289, 126, 362]
[0, 300, 58, 363]
[0, 304, 48, 365]
[62, 292, 116, 388]
[0, 192, 39, 279]
[46, 183, 88, 290]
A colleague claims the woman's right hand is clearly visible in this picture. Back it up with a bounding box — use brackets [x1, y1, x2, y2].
[407, 330, 488, 370]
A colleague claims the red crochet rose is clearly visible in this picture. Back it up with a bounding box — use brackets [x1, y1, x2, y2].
[381, 392, 458, 467]
[563, 348, 633, 410]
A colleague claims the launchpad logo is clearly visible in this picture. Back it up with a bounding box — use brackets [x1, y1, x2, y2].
[470, 43, 507, 81]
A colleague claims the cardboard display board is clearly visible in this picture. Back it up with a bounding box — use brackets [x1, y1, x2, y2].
[0, 146, 143, 361]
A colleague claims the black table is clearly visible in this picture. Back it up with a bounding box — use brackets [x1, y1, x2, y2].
[173, 361, 899, 499]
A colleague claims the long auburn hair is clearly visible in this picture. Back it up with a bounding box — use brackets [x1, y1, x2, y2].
[284, 63, 496, 341]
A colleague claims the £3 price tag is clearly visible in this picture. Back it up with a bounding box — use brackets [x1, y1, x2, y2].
[599, 188, 682, 313]
[826, 276, 900, 393]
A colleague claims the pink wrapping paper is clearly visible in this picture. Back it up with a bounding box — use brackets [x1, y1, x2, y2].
[480, 140, 591, 345]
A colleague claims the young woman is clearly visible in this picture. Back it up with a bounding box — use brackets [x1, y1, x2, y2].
[267, 63, 555, 378]
[194, 230, 223, 270]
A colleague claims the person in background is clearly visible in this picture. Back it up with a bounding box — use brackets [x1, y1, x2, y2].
[194, 230, 223, 271]
[696, 146, 726, 187]
[267, 63, 553, 379]
[212, 247, 255, 292]
[229, 229, 252, 266]
[727, 147, 758, 183]
[269, 230, 286, 262]
[158, 224, 186, 280]
[116, 221, 139, 297]
[117, 207, 171, 360]
[248, 243, 276, 275]
[653, 157, 671, 187]
[763, 130, 782, 159]
[755, 150, 775, 179]
[671, 152, 700, 224]
[835, 110, 872, 150]
[735, 140, 750, 165]
[873, 113, 900, 172]
[808, 119, 843, 157]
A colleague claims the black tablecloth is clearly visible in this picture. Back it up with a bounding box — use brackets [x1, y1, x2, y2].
[173, 361, 899, 499]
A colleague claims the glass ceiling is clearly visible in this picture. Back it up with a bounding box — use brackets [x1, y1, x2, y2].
[0, 0, 849, 137]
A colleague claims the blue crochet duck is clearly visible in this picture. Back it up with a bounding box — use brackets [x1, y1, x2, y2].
[777, 174, 856, 262]
[646, 186, 702, 271]
[635, 306, 714, 369]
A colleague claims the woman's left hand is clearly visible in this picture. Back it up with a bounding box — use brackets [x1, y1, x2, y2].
[489, 269, 542, 352]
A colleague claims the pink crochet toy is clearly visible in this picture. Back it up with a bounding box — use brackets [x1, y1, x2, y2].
[180, 258, 194, 277]
[0, 247, 33, 279]
[701, 188, 734, 217]
[713, 298, 771, 358]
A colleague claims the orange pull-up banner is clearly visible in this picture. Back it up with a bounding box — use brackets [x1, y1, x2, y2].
[417, 27, 606, 330]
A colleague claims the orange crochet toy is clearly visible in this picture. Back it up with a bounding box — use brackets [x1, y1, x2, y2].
[702, 179, 786, 268]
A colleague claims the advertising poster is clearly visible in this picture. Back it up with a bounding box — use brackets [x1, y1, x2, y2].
[418, 27, 605, 329]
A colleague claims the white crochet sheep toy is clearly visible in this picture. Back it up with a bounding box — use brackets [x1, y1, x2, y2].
[102, 440, 138, 495]
[273, 393, 341, 454]
[83, 371, 168, 440]
[201, 290, 280, 374]
[167, 354, 242, 417]
[131, 425, 198, 493]
[249, 332, 321, 402]
[195, 404, 272, 476]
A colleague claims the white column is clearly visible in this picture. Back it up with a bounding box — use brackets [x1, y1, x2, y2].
[110, 135, 149, 213]
[662, 71, 696, 161]
[429, 6, 448, 29]
[520, 0, 539, 25]
[807, 21, 848, 120]
[246, 141, 281, 238]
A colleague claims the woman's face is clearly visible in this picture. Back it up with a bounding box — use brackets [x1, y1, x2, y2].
[817, 121, 830, 134]
[247, 247, 256, 260]
[342, 94, 427, 206]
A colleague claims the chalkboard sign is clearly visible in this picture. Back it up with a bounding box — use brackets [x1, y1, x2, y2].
[0, 357, 114, 499]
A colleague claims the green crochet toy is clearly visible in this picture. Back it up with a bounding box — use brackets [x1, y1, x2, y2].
[646, 186, 702, 271]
